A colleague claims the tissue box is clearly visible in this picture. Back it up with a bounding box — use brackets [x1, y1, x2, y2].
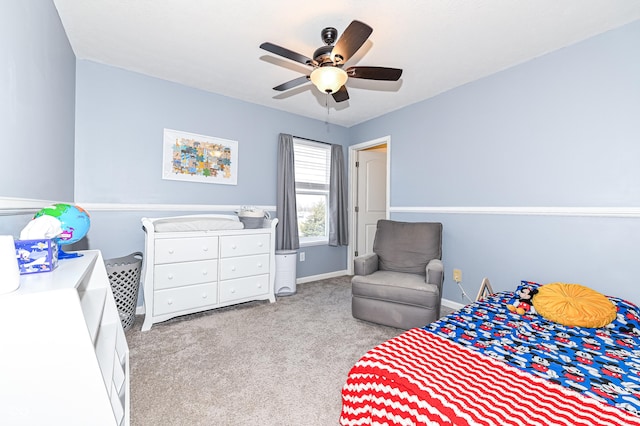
[14, 239, 59, 274]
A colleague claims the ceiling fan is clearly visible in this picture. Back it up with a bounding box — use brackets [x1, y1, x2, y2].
[260, 20, 403, 103]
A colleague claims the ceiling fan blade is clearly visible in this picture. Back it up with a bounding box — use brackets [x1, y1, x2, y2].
[273, 75, 310, 91]
[260, 42, 314, 66]
[332, 86, 349, 103]
[346, 66, 403, 81]
[330, 20, 372, 64]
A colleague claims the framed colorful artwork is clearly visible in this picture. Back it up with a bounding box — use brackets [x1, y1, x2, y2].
[162, 128, 238, 185]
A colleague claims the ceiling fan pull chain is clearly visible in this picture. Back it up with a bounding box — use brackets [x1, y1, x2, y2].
[325, 94, 330, 125]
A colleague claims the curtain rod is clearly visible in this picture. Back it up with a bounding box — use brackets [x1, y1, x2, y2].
[292, 135, 333, 146]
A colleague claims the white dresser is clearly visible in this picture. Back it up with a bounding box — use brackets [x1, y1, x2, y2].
[141, 214, 278, 331]
[0, 250, 129, 426]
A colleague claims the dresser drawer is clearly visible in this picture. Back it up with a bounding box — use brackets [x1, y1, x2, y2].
[155, 237, 218, 264]
[220, 234, 270, 258]
[220, 254, 270, 280]
[154, 259, 218, 290]
[220, 274, 269, 302]
[153, 282, 217, 315]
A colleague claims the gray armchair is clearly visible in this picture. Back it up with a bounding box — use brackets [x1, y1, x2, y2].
[351, 220, 444, 329]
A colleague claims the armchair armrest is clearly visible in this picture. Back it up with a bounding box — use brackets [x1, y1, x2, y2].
[425, 259, 444, 288]
[354, 253, 379, 276]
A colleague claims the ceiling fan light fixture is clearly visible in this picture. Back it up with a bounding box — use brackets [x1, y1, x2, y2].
[261, 20, 400, 103]
[310, 66, 348, 94]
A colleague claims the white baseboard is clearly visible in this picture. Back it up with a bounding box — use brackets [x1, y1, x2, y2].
[441, 298, 465, 310]
[297, 270, 350, 284]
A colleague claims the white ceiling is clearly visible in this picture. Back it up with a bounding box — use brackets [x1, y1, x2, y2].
[53, 0, 640, 128]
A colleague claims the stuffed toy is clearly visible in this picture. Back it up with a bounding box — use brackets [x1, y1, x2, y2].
[507, 285, 538, 315]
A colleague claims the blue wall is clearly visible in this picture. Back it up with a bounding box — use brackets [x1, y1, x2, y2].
[351, 20, 640, 304]
[2, 0, 639, 303]
[73, 60, 350, 274]
[0, 0, 76, 202]
[75, 60, 350, 204]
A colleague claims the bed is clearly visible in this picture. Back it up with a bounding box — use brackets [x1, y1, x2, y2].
[340, 281, 640, 425]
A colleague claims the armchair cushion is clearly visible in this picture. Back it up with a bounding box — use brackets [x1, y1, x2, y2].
[352, 271, 440, 307]
[374, 220, 442, 275]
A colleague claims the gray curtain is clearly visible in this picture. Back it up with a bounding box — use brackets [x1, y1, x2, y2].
[276, 134, 299, 250]
[329, 144, 349, 246]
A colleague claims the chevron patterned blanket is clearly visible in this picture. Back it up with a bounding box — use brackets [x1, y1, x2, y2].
[340, 290, 640, 426]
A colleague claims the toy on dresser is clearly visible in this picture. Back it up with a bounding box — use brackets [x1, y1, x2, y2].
[15, 203, 92, 274]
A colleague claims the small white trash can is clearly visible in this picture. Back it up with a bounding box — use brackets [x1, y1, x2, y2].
[275, 250, 297, 296]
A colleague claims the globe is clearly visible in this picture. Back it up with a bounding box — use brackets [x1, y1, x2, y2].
[34, 203, 91, 259]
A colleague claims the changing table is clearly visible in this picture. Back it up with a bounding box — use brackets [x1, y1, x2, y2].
[140, 214, 278, 331]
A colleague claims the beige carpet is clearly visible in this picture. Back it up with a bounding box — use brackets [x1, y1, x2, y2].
[125, 276, 454, 426]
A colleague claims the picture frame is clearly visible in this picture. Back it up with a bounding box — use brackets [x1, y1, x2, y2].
[162, 128, 238, 185]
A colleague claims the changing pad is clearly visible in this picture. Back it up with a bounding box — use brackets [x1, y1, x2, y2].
[153, 216, 244, 233]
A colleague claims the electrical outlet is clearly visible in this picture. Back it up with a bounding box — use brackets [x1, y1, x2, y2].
[299, 252, 305, 262]
[453, 268, 462, 283]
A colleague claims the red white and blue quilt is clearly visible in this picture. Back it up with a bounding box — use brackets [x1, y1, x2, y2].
[341, 286, 640, 425]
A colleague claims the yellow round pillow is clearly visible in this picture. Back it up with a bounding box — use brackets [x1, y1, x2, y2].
[532, 283, 616, 328]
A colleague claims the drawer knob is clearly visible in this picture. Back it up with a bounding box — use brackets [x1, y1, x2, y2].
[258, 242, 263, 247]
[202, 293, 208, 299]
[202, 270, 208, 275]
[257, 263, 263, 268]
[167, 299, 173, 305]
[203, 246, 209, 252]
[168, 274, 174, 280]
[232, 245, 237, 250]
[168, 249, 174, 254]
[231, 266, 236, 271]
[230, 288, 236, 293]
[257, 283, 262, 288]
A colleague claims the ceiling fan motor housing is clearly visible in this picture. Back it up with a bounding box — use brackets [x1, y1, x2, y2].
[313, 45, 335, 66]
[314, 27, 343, 65]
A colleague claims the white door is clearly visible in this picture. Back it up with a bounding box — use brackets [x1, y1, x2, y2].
[356, 148, 387, 257]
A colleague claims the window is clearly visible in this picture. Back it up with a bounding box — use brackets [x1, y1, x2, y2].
[293, 138, 331, 245]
